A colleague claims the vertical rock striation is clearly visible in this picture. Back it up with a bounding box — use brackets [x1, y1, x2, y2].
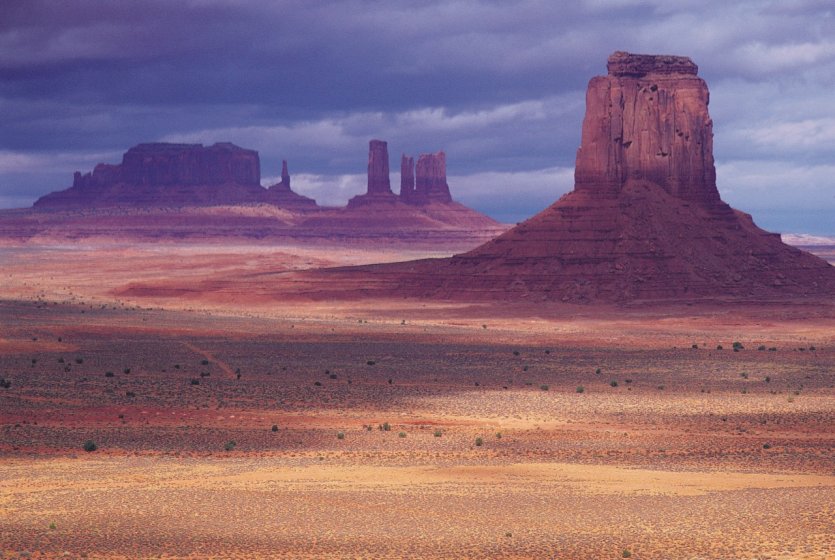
[367, 139, 392, 195]
[414, 151, 452, 203]
[400, 154, 416, 202]
[575, 51, 718, 205]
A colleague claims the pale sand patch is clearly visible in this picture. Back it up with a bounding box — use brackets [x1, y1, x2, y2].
[3, 458, 833, 499]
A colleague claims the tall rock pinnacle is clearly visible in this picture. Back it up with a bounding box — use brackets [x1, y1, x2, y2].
[281, 159, 291, 188]
[400, 154, 416, 202]
[367, 139, 392, 195]
[575, 51, 719, 205]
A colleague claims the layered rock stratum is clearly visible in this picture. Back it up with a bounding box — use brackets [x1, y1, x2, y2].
[302, 51, 835, 303]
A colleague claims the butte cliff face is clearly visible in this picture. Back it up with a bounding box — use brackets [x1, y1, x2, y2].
[401, 151, 453, 204]
[309, 51, 835, 303]
[575, 51, 718, 205]
[34, 143, 316, 209]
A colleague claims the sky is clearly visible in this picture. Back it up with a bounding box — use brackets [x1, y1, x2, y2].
[1, 0, 833, 234]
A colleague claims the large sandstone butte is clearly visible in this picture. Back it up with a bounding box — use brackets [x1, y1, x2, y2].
[34, 142, 316, 210]
[307, 51, 835, 302]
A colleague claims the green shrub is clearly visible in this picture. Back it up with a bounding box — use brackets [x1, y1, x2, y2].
[82, 440, 97, 452]
[224, 440, 236, 451]
[475, 437, 483, 447]
[398, 432, 406, 438]
[382, 422, 391, 431]
[610, 380, 618, 387]
[434, 429, 443, 437]
[540, 384, 549, 391]
[576, 386, 585, 393]
[337, 432, 345, 440]
[271, 424, 279, 432]
[622, 550, 632, 558]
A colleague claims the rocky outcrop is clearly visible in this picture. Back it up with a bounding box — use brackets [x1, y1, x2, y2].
[71, 143, 261, 189]
[304, 51, 835, 303]
[414, 151, 452, 203]
[347, 140, 399, 208]
[575, 51, 719, 205]
[367, 139, 392, 195]
[266, 159, 318, 209]
[34, 143, 319, 210]
[399, 154, 416, 202]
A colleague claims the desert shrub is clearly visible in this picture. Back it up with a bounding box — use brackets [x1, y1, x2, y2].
[733, 341, 744, 350]
[595, 368, 602, 375]
[622, 550, 632, 558]
[513, 350, 520, 356]
[758, 345, 766, 351]
[105, 371, 114, 378]
[224, 440, 236, 451]
[763, 443, 771, 449]
[313, 381, 322, 386]
[740, 372, 748, 379]
[764, 376, 771, 383]
[82, 440, 97, 452]
[540, 384, 549, 391]
[190, 379, 200, 385]
[337, 432, 345, 440]
[0, 378, 11, 389]
[201, 359, 209, 365]
[769, 347, 777, 352]
[174, 364, 181, 369]
[366, 360, 376, 366]
[475, 437, 483, 447]
[49, 522, 56, 530]
[692, 344, 698, 349]
[125, 391, 135, 398]
[716, 345, 723, 350]
[382, 422, 391, 431]
[434, 429, 442, 437]
[495, 432, 502, 439]
[657, 384, 665, 390]
[398, 432, 406, 438]
[271, 424, 279, 432]
[610, 380, 618, 387]
[123, 368, 131, 374]
[576, 386, 585, 393]
[75, 357, 84, 364]
[200, 371, 210, 377]
[329, 373, 337, 380]
[58, 357, 65, 363]
[625, 378, 632, 384]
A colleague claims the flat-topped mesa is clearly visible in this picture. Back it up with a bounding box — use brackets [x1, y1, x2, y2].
[35, 142, 320, 209]
[606, 51, 698, 77]
[68, 142, 260, 190]
[414, 151, 452, 203]
[575, 51, 720, 206]
[399, 154, 416, 203]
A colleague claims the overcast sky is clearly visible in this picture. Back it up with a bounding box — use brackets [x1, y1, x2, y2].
[1, 0, 833, 233]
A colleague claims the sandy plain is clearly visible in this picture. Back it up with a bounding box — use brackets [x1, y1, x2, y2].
[1, 241, 834, 559]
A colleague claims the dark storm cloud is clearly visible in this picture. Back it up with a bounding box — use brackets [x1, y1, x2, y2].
[1, 0, 834, 233]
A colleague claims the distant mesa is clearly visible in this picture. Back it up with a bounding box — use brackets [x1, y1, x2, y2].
[34, 142, 316, 210]
[304, 51, 835, 302]
[12, 138, 503, 246]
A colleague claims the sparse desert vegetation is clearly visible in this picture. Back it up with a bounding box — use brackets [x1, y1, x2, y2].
[0, 244, 833, 559]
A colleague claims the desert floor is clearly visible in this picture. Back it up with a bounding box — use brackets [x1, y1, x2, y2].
[1, 242, 834, 559]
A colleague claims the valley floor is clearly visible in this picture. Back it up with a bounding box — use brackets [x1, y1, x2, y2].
[0, 242, 833, 559]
